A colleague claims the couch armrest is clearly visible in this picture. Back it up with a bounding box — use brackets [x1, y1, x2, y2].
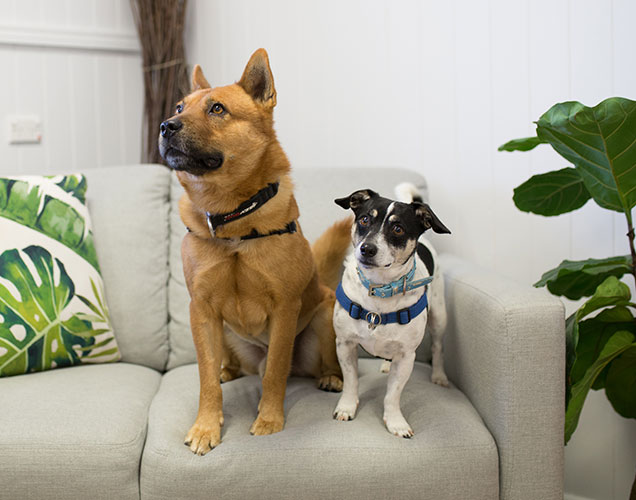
[439, 254, 565, 500]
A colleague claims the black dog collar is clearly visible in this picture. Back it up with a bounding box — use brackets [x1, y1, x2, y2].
[206, 181, 279, 237]
[185, 181, 297, 241]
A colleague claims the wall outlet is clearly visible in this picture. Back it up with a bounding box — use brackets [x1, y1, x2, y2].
[7, 115, 42, 144]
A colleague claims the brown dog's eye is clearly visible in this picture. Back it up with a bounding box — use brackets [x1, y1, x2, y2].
[211, 103, 225, 115]
[359, 216, 370, 227]
[392, 224, 404, 236]
[176, 103, 183, 114]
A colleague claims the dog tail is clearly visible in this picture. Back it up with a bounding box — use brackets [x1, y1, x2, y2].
[394, 182, 424, 203]
[312, 217, 353, 290]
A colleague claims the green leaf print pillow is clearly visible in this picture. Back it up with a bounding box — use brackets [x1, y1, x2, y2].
[0, 174, 120, 377]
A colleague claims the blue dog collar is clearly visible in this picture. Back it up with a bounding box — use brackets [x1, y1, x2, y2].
[335, 282, 428, 329]
[356, 260, 433, 298]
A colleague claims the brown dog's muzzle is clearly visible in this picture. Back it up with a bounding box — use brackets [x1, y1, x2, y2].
[160, 118, 183, 139]
[158, 118, 224, 175]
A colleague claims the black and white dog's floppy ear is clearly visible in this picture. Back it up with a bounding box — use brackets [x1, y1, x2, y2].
[413, 202, 451, 234]
[334, 189, 379, 210]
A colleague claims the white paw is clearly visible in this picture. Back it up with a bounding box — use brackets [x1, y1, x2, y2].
[384, 414, 414, 438]
[431, 370, 449, 387]
[380, 360, 391, 373]
[333, 395, 358, 421]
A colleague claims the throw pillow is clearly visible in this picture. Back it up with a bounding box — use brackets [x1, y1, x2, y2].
[0, 173, 120, 377]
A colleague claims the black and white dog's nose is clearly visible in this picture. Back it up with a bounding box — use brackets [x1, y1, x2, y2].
[160, 119, 183, 138]
[360, 242, 377, 257]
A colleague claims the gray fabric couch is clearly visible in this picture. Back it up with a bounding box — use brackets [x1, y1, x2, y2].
[0, 164, 565, 500]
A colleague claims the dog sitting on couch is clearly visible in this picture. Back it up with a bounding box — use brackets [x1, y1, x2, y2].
[332, 184, 451, 437]
[158, 49, 348, 455]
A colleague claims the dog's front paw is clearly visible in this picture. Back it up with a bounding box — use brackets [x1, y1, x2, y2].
[333, 395, 358, 421]
[184, 414, 223, 455]
[250, 414, 284, 436]
[318, 374, 343, 392]
[383, 414, 414, 438]
[431, 370, 449, 387]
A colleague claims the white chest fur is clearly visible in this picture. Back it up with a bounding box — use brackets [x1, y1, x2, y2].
[333, 255, 430, 360]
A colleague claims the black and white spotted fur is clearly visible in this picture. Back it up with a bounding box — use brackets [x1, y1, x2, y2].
[332, 183, 451, 438]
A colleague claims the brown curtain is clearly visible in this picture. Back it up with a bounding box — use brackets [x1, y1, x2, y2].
[130, 0, 189, 164]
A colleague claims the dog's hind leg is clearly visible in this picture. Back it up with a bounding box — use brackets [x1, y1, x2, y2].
[220, 328, 243, 383]
[427, 276, 449, 387]
[310, 286, 343, 392]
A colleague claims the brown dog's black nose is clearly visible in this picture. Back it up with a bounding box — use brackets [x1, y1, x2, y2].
[360, 243, 377, 257]
[160, 119, 183, 138]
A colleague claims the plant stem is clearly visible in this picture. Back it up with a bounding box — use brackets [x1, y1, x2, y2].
[628, 214, 636, 291]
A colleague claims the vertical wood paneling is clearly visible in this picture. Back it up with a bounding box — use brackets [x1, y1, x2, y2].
[568, 0, 615, 266]
[0, 47, 19, 172]
[95, 53, 122, 167]
[453, 0, 494, 268]
[13, 47, 47, 173]
[42, 49, 73, 171]
[417, 0, 457, 256]
[489, 0, 533, 283]
[119, 54, 143, 164]
[0, 0, 143, 175]
[527, 0, 572, 284]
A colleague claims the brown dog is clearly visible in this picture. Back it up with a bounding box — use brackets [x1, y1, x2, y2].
[158, 49, 348, 455]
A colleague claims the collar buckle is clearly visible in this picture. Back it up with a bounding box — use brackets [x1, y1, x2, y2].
[206, 212, 217, 238]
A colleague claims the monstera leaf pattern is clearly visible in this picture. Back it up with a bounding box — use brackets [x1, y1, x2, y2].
[0, 174, 119, 377]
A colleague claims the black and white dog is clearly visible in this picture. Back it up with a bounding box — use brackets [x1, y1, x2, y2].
[332, 184, 451, 437]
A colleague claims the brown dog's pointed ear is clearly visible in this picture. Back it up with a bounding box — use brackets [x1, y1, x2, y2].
[192, 64, 210, 91]
[413, 202, 451, 234]
[334, 189, 379, 210]
[238, 48, 276, 108]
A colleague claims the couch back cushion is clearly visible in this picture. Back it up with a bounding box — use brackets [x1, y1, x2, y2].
[167, 167, 428, 370]
[85, 165, 171, 371]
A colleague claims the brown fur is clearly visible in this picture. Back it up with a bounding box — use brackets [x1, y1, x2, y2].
[312, 217, 354, 290]
[160, 49, 348, 455]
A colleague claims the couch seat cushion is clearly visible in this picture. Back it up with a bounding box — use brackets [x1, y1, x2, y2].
[0, 363, 161, 500]
[141, 359, 498, 500]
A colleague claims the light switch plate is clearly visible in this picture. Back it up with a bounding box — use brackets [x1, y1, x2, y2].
[8, 115, 42, 144]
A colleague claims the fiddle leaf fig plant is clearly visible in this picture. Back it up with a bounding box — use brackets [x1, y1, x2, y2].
[499, 97, 636, 449]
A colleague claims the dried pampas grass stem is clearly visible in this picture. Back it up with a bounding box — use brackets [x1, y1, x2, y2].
[130, 0, 189, 164]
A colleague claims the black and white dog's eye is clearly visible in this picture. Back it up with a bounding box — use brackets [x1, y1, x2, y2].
[358, 215, 370, 227]
[211, 103, 225, 115]
[176, 103, 183, 114]
[392, 224, 404, 235]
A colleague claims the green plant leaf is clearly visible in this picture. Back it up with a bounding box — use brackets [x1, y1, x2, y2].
[570, 307, 636, 387]
[576, 276, 631, 320]
[498, 136, 547, 152]
[565, 330, 635, 444]
[513, 167, 591, 216]
[605, 347, 636, 418]
[536, 98, 636, 215]
[0, 246, 111, 376]
[534, 255, 633, 300]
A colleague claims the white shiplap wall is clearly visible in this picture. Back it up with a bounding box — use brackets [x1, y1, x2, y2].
[184, 1, 636, 499]
[0, 0, 143, 175]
